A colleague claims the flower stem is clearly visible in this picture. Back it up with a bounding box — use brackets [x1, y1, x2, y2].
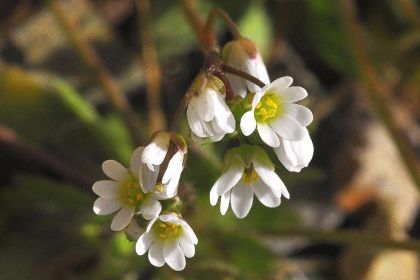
[205, 8, 242, 40]
[223, 64, 266, 88]
[339, 0, 420, 190]
[136, 0, 167, 135]
[46, 0, 144, 145]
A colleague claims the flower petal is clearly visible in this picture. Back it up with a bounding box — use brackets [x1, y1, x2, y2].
[226, 73, 247, 98]
[251, 179, 281, 208]
[102, 160, 128, 182]
[92, 180, 119, 199]
[278, 86, 308, 103]
[148, 240, 165, 267]
[284, 104, 313, 127]
[220, 189, 231, 215]
[179, 234, 195, 258]
[162, 151, 184, 184]
[130, 146, 144, 177]
[213, 165, 244, 196]
[257, 123, 280, 147]
[198, 88, 216, 122]
[164, 241, 186, 271]
[252, 161, 283, 198]
[267, 76, 293, 92]
[269, 115, 306, 141]
[141, 132, 169, 166]
[140, 164, 159, 192]
[159, 212, 180, 223]
[240, 111, 257, 136]
[231, 181, 254, 218]
[187, 98, 206, 137]
[180, 222, 198, 245]
[209, 185, 219, 206]
[140, 198, 162, 220]
[146, 216, 159, 233]
[136, 232, 155, 255]
[111, 207, 134, 231]
[93, 197, 121, 215]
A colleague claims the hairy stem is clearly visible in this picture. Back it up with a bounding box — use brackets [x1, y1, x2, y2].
[339, 0, 420, 190]
[205, 8, 242, 40]
[223, 64, 266, 88]
[46, 0, 144, 145]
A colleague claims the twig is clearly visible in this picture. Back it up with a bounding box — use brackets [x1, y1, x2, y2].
[205, 8, 241, 40]
[0, 125, 93, 189]
[261, 227, 420, 253]
[136, 0, 166, 135]
[46, 0, 144, 145]
[223, 64, 266, 88]
[339, 0, 420, 190]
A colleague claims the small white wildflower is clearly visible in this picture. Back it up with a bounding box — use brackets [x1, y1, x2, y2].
[274, 128, 314, 172]
[210, 145, 289, 218]
[136, 213, 198, 271]
[222, 38, 270, 98]
[141, 131, 187, 199]
[187, 75, 235, 142]
[240, 76, 313, 148]
[93, 147, 162, 231]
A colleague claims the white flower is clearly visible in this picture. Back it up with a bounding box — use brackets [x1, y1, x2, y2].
[240, 76, 313, 149]
[274, 128, 314, 172]
[210, 145, 289, 218]
[141, 131, 186, 199]
[136, 213, 198, 271]
[93, 147, 162, 231]
[222, 38, 270, 98]
[187, 75, 235, 142]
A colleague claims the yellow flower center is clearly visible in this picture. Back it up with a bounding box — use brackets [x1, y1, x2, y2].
[154, 183, 164, 193]
[254, 92, 283, 123]
[154, 221, 183, 240]
[118, 176, 144, 208]
[242, 167, 259, 185]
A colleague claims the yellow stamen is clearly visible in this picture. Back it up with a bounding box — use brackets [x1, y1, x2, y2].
[255, 93, 283, 123]
[154, 183, 164, 193]
[154, 221, 183, 240]
[242, 167, 259, 184]
[118, 176, 144, 208]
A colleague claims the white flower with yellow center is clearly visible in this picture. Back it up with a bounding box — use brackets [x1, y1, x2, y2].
[222, 38, 270, 98]
[187, 75, 235, 142]
[210, 145, 289, 218]
[141, 131, 186, 199]
[240, 76, 313, 148]
[93, 147, 162, 231]
[136, 213, 198, 271]
[274, 128, 314, 172]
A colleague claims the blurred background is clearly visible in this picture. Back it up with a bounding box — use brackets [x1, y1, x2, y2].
[0, 0, 419, 279]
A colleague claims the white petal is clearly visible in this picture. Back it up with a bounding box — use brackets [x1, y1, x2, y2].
[251, 179, 281, 208]
[93, 197, 121, 215]
[231, 181, 254, 219]
[159, 213, 180, 223]
[187, 98, 206, 137]
[146, 217, 159, 233]
[130, 146, 144, 177]
[111, 207, 134, 231]
[140, 164, 159, 192]
[141, 132, 169, 166]
[274, 139, 298, 171]
[136, 232, 155, 255]
[210, 185, 219, 206]
[267, 76, 293, 92]
[164, 241, 186, 271]
[213, 93, 235, 134]
[180, 222, 198, 245]
[162, 151, 184, 184]
[140, 198, 162, 220]
[198, 88, 216, 122]
[247, 53, 269, 92]
[240, 111, 257, 136]
[284, 104, 313, 127]
[257, 123, 280, 147]
[269, 115, 306, 141]
[213, 165, 244, 196]
[226, 73, 247, 98]
[179, 234, 195, 258]
[92, 180, 119, 199]
[148, 240, 165, 267]
[102, 160, 128, 182]
[253, 162, 283, 198]
[220, 190, 231, 215]
[208, 132, 225, 142]
[279, 86, 308, 103]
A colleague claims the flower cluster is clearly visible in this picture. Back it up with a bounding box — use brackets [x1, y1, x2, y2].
[93, 131, 196, 271]
[92, 17, 313, 271]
